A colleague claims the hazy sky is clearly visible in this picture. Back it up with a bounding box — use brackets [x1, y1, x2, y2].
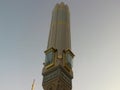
[0, 0, 120, 90]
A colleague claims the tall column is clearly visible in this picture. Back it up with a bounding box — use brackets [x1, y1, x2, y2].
[42, 2, 74, 90]
[47, 2, 71, 55]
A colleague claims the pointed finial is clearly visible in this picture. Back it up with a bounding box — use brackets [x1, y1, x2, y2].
[61, 2, 64, 5]
[31, 79, 35, 90]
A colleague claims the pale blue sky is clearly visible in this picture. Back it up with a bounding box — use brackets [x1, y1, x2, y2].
[0, 0, 120, 90]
